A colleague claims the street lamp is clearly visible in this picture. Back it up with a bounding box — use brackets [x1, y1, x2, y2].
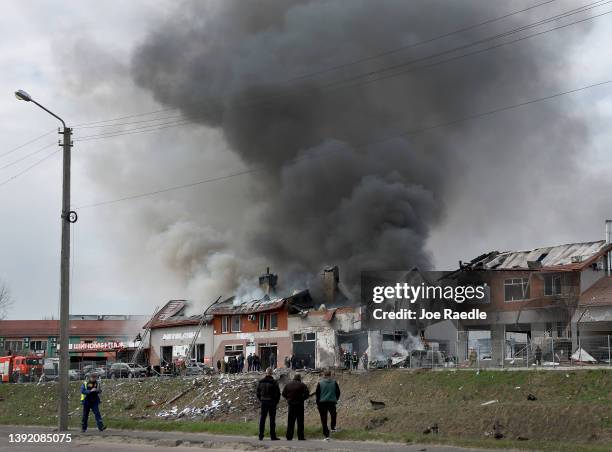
[15, 89, 74, 431]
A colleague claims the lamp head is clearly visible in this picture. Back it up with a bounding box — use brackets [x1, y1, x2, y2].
[15, 89, 32, 102]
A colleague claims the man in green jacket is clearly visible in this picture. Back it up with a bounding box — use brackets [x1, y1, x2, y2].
[315, 369, 341, 440]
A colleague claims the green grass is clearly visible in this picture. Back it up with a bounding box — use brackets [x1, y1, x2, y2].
[1, 369, 611, 451]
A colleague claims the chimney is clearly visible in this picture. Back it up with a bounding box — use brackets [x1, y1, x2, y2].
[259, 267, 278, 295]
[323, 266, 339, 305]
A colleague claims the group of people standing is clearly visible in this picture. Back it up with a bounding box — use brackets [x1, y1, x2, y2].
[284, 354, 314, 370]
[342, 350, 368, 370]
[216, 352, 269, 373]
[256, 368, 340, 441]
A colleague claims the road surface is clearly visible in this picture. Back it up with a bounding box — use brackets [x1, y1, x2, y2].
[0, 425, 508, 452]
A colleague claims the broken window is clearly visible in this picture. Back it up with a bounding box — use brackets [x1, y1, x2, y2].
[544, 274, 562, 296]
[231, 315, 241, 332]
[30, 341, 47, 352]
[504, 278, 529, 301]
[221, 316, 229, 333]
[259, 313, 268, 331]
[4, 340, 22, 352]
[270, 312, 278, 330]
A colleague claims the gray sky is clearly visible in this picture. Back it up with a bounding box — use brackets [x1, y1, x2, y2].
[1, 0, 612, 319]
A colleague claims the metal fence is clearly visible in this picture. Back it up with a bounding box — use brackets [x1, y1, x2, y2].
[449, 331, 612, 369]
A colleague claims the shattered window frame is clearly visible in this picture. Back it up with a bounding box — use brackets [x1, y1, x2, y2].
[4, 340, 23, 352]
[544, 274, 563, 296]
[258, 313, 268, 331]
[504, 278, 530, 302]
[221, 316, 229, 333]
[30, 340, 47, 351]
[231, 315, 241, 332]
[269, 312, 278, 330]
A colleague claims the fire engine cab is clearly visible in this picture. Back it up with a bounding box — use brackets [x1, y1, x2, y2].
[0, 354, 44, 383]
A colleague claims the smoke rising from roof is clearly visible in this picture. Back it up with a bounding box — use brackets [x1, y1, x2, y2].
[124, 0, 591, 300]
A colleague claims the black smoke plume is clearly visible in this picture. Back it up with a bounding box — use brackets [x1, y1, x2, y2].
[129, 0, 589, 296]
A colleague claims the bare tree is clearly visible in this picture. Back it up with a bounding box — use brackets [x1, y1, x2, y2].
[0, 281, 13, 320]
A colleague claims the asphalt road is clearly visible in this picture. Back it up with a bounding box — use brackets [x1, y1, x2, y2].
[0, 425, 506, 452]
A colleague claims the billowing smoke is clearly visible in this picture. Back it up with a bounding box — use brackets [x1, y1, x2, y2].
[122, 0, 590, 300]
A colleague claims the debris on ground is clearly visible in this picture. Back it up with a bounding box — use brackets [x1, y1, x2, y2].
[370, 400, 385, 410]
[365, 416, 388, 430]
[480, 399, 498, 406]
[423, 423, 439, 434]
[527, 393, 537, 401]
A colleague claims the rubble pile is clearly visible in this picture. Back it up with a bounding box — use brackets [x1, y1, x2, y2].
[156, 375, 259, 420]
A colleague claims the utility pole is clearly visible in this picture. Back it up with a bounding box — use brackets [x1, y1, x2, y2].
[58, 125, 73, 431]
[15, 90, 75, 431]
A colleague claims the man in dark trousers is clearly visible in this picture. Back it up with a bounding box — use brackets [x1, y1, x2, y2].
[80, 372, 106, 432]
[256, 367, 280, 441]
[316, 369, 341, 440]
[247, 353, 254, 372]
[282, 373, 310, 440]
[535, 345, 543, 366]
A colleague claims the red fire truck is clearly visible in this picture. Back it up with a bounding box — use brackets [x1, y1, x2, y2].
[0, 354, 44, 383]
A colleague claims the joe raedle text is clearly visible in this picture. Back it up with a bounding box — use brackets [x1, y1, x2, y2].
[369, 282, 488, 321]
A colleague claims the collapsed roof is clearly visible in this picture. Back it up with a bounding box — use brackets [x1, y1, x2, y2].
[461, 240, 610, 272]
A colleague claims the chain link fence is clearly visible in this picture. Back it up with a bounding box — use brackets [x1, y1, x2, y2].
[450, 331, 612, 369]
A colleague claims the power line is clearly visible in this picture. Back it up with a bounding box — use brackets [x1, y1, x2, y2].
[0, 147, 60, 187]
[66, 1, 558, 131]
[69, 1, 612, 144]
[0, 129, 55, 160]
[283, 0, 560, 84]
[296, 1, 612, 94]
[0, 142, 57, 171]
[74, 78, 612, 210]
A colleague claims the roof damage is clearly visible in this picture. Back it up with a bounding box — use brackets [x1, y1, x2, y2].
[461, 240, 611, 272]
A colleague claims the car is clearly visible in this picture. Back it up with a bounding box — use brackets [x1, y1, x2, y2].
[108, 362, 147, 379]
[85, 367, 107, 379]
[185, 362, 213, 376]
[68, 369, 84, 381]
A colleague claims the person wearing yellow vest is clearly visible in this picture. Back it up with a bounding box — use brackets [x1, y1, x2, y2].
[80, 372, 106, 432]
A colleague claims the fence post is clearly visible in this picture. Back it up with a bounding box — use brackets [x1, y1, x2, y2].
[608, 335, 611, 368]
[552, 337, 555, 366]
[526, 341, 529, 369]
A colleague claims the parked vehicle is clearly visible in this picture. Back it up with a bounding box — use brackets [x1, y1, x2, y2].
[85, 367, 107, 379]
[108, 362, 147, 379]
[42, 358, 59, 382]
[0, 355, 44, 383]
[185, 362, 213, 376]
[68, 369, 84, 381]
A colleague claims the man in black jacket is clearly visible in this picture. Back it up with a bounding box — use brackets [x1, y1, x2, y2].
[282, 373, 310, 440]
[256, 367, 280, 440]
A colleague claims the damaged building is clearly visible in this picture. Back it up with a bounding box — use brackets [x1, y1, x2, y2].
[209, 267, 363, 369]
[455, 234, 612, 366]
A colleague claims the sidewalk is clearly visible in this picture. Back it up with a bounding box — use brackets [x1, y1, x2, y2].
[0, 425, 504, 452]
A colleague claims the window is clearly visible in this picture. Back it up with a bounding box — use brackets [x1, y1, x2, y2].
[30, 341, 47, 352]
[259, 313, 268, 331]
[544, 275, 562, 296]
[504, 278, 529, 301]
[231, 315, 241, 332]
[224, 344, 244, 357]
[4, 340, 22, 352]
[221, 316, 229, 333]
[269, 312, 278, 330]
[293, 332, 315, 342]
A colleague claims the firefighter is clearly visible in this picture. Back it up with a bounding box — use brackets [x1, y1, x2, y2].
[343, 352, 351, 370]
[80, 372, 106, 432]
[351, 352, 359, 370]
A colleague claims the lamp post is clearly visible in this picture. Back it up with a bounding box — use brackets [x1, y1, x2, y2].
[15, 89, 74, 431]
